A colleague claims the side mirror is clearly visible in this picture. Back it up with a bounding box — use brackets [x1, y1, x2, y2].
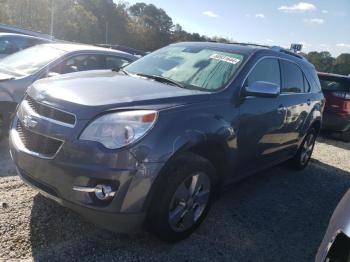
[245, 81, 280, 98]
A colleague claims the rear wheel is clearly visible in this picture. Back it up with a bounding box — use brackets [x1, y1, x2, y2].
[288, 128, 317, 170]
[147, 153, 216, 242]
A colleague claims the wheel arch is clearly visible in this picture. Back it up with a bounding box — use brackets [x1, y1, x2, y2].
[142, 137, 230, 214]
[310, 119, 322, 134]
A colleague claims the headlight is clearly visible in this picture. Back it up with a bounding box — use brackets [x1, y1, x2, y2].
[80, 110, 158, 149]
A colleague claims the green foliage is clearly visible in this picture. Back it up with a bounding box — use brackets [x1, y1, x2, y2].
[333, 54, 350, 76]
[303, 51, 350, 75]
[0, 0, 349, 75]
[306, 51, 334, 73]
[0, 0, 207, 50]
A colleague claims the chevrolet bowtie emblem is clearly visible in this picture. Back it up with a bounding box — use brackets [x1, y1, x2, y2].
[23, 115, 38, 128]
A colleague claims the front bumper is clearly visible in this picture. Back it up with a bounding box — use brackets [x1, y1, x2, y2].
[18, 167, 146, 232]
[9, 114, 163, 233]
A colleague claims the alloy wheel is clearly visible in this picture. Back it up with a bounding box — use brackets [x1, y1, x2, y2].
[300, 132, 315, 165]
[168, 172, 211, 232]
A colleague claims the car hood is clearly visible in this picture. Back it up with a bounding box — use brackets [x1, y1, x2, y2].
[27, 70, 211, 119]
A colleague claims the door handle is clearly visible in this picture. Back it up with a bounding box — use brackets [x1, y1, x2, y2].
[307, 99, 311, 106]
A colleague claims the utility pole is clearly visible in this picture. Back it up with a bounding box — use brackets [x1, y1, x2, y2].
[50, 0, 54, 39]
[105, 21, 109, 44]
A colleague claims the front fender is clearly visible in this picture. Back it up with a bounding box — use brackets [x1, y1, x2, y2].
[129, 101, 238, 163]
[125, 101, 238, 213]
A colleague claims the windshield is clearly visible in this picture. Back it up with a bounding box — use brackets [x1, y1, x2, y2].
[0, 45, 66, 76]
[124, 45, 245, 91]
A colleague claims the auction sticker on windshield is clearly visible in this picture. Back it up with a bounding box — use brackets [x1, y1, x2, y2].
[210, 54, 241, 64]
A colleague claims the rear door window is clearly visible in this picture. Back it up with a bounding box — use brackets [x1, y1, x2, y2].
[52, 54, 105, 74]
[52, 54, 132, 74]
[246, 58, 281, 87]
[280, 60, 304, 93]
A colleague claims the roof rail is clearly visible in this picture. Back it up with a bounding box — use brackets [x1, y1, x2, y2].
[207, 40, 270, 49]
[270, 46, 306, 60]
[207, 41, 307, 61]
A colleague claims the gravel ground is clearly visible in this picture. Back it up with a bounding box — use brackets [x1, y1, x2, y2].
[0, 136, 350, 261]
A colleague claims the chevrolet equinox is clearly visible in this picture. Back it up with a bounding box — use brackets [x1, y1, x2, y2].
[10, 42, 324, 242]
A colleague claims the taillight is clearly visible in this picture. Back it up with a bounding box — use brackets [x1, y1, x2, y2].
[332, 91, 350, 100]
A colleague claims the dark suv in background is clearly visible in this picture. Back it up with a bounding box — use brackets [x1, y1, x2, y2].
[10, 42, 324, 242]
[318, 72, 350, 141]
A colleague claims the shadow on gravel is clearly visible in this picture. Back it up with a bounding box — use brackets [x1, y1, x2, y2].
[0, 138, 16, 177]
[319, 132, 350, 150]
[29, 160, 350, 262]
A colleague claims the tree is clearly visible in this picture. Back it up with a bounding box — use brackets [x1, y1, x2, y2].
[0, 0, 51, 33]
[53, 0, 99, 43]
[128, 3, 174, 50]
[333, 54, 350, 76]
[0, 0, 349, 75]
[306, 51, 335, 73]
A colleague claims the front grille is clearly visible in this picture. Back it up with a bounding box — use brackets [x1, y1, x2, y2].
[26, 96, 76, 126]
[16, 121, 63, 158]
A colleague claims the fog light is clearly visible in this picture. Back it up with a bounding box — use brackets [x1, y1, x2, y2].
[73, 184, 116, 201]
[94, 185, 115, 200]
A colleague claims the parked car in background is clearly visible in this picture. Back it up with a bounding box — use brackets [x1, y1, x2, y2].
[316, 189, 350, 262]
[318, 72, 350, 142]
[9, 42, 324, 242]
[0, 43, 137, 139]
[0, 33, 51, 59]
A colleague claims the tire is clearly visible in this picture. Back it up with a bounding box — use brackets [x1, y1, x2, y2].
[341, 128, 350, 143]
[288, 128, 317, 170]
[147, 152, 217, 242]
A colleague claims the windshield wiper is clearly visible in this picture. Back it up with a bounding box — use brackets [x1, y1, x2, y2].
[136, 73, 184, 88]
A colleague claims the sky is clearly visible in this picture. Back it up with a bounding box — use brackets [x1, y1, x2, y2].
[125, 0, 350, 56]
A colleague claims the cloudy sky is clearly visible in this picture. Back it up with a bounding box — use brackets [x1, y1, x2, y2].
[126, 0, 350, 56]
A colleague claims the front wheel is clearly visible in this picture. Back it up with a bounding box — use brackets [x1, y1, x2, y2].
[288, 128, 317, 170]
[147, 153, 216, 242]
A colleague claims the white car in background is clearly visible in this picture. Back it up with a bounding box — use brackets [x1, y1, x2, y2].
[0, 43, 138, 139]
